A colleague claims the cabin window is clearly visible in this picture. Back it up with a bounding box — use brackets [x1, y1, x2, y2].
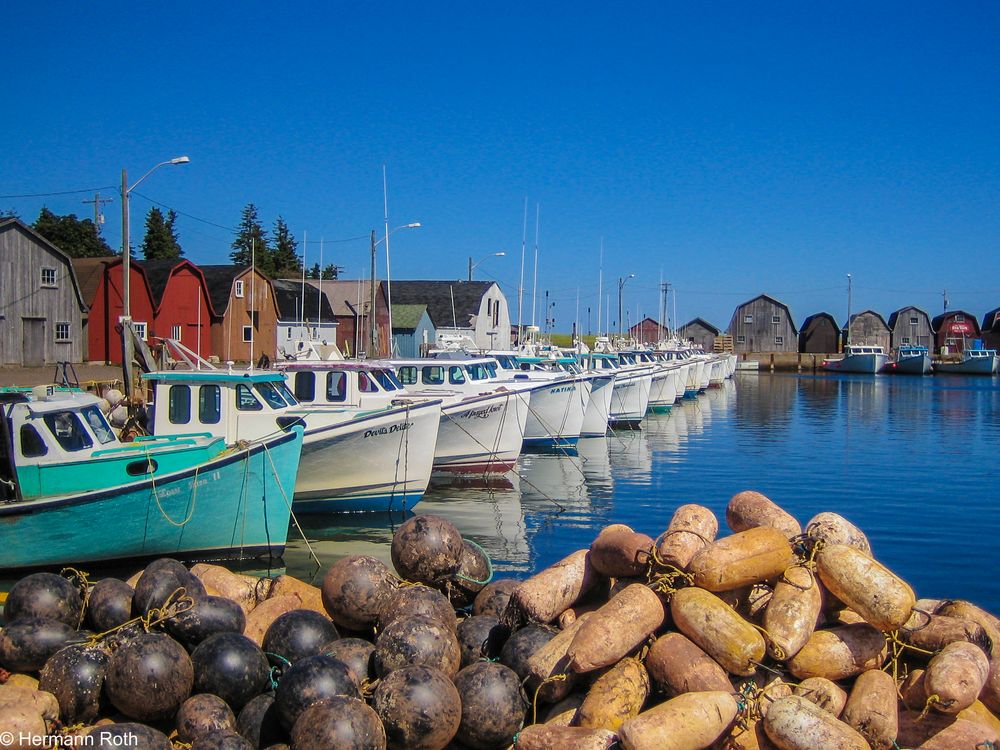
[485, 362, 498, 377]
[168, 385, 192, 424]
[372, 369, 402, 391]
[448, 366, 466, 385]
[737, 335, 746, 344]
[199, 385, 221, 424]
[909, 317, 918, 325]
[254, 383, 288, 409]
[772, 315, 780, 324]
[421, 366, 445, 385]
[40, 267, 58, 287]
[134, 322, 148, 341]
[743, 315, 753, 323]
[467, 363, 489, 381]
[236, 384, 263, 411]
[287, 327, 293, 339]
[326, 372, 347, 402]
[275, 381, 297, 405]
[42, 411, 93, 451]
[19, 424, 47, 457]
[81, 405, 115, 444]
[235, 280, 245, 298]
[242, 326, 253, 343]
[397, 366, 418, 385]
[775, 336, 784, 345]
[358, 372, 379, 393]
[171, 325, 182, 341]
[55, 322, 71, 342]
[294, 372, 316, 402]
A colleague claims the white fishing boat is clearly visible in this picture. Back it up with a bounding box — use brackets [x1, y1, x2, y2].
[883, 345, 932, 375]
[822, 344, 889, 374]
[933, 348, 999, 375]
[577, 350, 652, 427]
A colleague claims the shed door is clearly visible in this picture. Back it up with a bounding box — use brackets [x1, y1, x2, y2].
[22, 319, 45, 366]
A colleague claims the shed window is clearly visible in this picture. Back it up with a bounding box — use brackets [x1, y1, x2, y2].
[43, 412, 93, 451]
[168, 385, 192, 424]
[487, 299, 492, 315]
[771, 315, 780, 324]
[134, 322, 148, 341]
[743, 315, 753, 324]
[40, 267, 57, 287]
[422, 366, 445, 385]
[326, 372, 347, 401]
[954, 314, 965, 322]
[909, 317, 918, 325]
[199, 385, 221, 424]
[242, 326, 253, 343]
[397, 366, 417, 385]
[20, 424, 47, 457]
[775, 336, 784, 345]
[171, 325, 182, 341]
[55, 322, 71, 342]
[902, 337, 911, 345]
[737, 335, 746, 344]
[287, 327, 293, 339]
[448, 366, 466, 385]
[236, 384, 263, 411]
[294, 372, 316, 402]
[235, 280, 245, 298]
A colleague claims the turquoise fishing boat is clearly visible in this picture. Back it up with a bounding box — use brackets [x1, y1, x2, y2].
[0, 386, 302, 570]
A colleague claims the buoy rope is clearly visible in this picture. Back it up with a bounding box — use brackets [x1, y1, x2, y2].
[359, 677, 380, 698]
[265, 652, 292, 689]
[85, 586, 194, 646]
[61, 567, 94, 630]
[262, 442, 321, 568]
[777, 565, 816, 591]
[147, 445, 199, 527]
[453, 538, 495, 586]
[919, 692, 955, 719]
[882, 628, 938, 687]
[745, 621, 786, 661]
[977, 742, 997, 750]
[530, 673, 568, 725]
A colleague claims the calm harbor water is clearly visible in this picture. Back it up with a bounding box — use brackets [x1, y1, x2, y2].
[283, 372, 1000, 615]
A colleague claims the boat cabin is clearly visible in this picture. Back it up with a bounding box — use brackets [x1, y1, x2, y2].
[280, 361, 409, 411]
[389, 357, 501, 395]
[577, 352, 622, 373]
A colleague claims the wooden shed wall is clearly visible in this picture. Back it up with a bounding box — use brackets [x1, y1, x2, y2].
[677, 322, 717, 352]
[728, 298, 797, 352]
[393, 311, 435, 358]
[889, 307, 933, 349]
[0, 226, 84, 365]
[799, 317, 839, 353]
[212, 269, 278, 363]
[847, 312, 890, 351]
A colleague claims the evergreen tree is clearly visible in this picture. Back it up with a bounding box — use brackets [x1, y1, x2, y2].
[306, 262, 321, 280]
[32, 207, 114, 257]
[305, 262, 338, 280]
[141, 207, 184, 260]
[230, 203, 271, 269]
[270, 216, 302, 277]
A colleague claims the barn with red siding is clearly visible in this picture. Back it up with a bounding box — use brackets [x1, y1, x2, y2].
[139, 260, 217, 359]
[72, 257, 157, 364]
[931, 310, 981, 354]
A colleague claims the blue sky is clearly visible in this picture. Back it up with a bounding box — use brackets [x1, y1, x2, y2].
[2, 2, 998, 332]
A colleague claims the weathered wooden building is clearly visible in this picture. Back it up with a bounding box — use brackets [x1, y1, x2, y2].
[932, 310, 981, 354]
[843, 310, 891, 351]
[392, 280, 512, 350]
[982, 307, 1000, 350]
[392, 304, 436, 358]
[727, 294, 798, 353]
[302, 280, 390, 358]
[677, 318, 720, 352]
[271, 279, 337, 357]
[798, 313, 840, 353]
[629, 317, 668, 345]
[138, 260, 216, 359]
[202, 266, 279, 363]
[887, 306, 933, 350]
[72, 257, 157, 364]
[0, 218, 88, 365]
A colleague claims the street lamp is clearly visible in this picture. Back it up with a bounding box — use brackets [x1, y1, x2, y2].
[121, 156, 190, 318]
[371, 222, 420, 355]
[468, 252, 505, 281]
[618, 274, 635, 338]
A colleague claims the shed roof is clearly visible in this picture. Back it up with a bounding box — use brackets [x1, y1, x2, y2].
[846, 309, 890, 330]
[982, 307, 1000, 332]
[299, 279, 384, 317]
[886, 306, 930, 330]
[70, 257, 114, 308]
[734, 294, 799, 335]
[198, 265, 250, 316]
[271, 278, 335, 322]
[0, 217, 88, 312]
[134, 258, 217, 316]
[800, 312, 839, 332]
[678, 317, 720, 335]
[931, 310, 981, 335]
[391, 304, 430, 333]
[390, 280, 494, 328]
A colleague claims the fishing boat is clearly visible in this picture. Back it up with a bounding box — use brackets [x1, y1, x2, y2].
[618, 350, 681, 413]
[143, 369, 441, 513]
[577, 350, 652, 428]
[822, 344, 889, 374]
[933, 348, 999, 376]
[882, 345, 932, 375]
[0, 386, 302, 569]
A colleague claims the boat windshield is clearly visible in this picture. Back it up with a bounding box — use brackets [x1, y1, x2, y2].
[254, 382, 289, 409]
[465, 363, 491, 381]
[494, 355, 517, 370]
[81, 405, 116, 444]
[371, 369, 403, 391]
[42, 411, 94, 452]
[274, 381, 298, 405]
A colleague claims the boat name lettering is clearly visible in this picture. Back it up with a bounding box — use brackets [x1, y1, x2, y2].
[549, 386, 574, 394]
[461, 404, 504, 420]
[364, 422, 413, 438]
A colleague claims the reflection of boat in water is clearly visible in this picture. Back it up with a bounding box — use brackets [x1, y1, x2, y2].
[705, 378, 737, 415]
[643, 405, 689, 456]
[576, 437, 613, 496]
[518, 451, 589, 510]
[607, 429, 651, 481]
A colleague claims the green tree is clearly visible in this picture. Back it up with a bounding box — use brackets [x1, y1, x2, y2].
[306, 262, 321, 279]
[305, 262, 338, 280]
[270, 216, 302, 277]
[230, 203, 271, 269]
[141, 207, 184, 260]
[32, 207, 114, 257]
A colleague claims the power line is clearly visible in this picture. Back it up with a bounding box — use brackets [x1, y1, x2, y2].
[131, 190, 235, 232]
[0, 185, 117, 199]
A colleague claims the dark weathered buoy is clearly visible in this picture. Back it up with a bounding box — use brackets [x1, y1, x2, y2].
[499, 624, 556, 682]
[167, 595, 246, 649]
[105, 632, 194, 721]
[89, 723, 172, 750]
[322, 637, 375, 686]
[132, 557, 205, 616]
[290, 696, 386, 750]
[390, 515, 464, 587]
[191, 632, 271, 712]
[176, 693, 238, 743]
[456, 614, 508, 668]
[321, 555, 397, 631]
[263, 610, 339, 669]
[0, 617, 79, 672]
[448, 540, 492, 607]
[454, 661, 526, 749]
[373, 614, 461, 678]
[377, 585, 456, 632]
[473, 579, 519, 617]
[372, 664, 461, 750]
[236, 693, 286, 749]
[189, 730, 254, 749]
[274, 654, 360, 730]
[38, 643, 110, 724]
[4, 571, 83, 627]
[86, 578, 134, 633]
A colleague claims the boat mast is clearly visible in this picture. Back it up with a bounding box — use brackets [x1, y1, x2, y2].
[846, 273, 853, 350]
[597, 238, 603, 337]
[517, 197, 527, 345]
[531, 203, 540, 331]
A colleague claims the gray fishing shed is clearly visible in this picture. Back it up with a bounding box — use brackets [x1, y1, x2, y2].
[727, 294, 798, 353]
[886, 306, 933, 350]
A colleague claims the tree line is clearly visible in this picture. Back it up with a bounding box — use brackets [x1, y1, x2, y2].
[9, 203, 339, 280]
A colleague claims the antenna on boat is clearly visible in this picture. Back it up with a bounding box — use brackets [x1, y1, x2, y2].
[846, 273, 853, 350]
[249, 237, 255, 369]
[531, 204, 540, 329]
[300, 230, 307, 330]
[597, 238, 603, 338]
[517, 197, 527, 345]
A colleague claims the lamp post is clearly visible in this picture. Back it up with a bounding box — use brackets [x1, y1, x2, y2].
[468, 252, 505, 281]
[371, 222, 420, 356]
[120, 156, 190, 318]
[617, 274, 634, 338]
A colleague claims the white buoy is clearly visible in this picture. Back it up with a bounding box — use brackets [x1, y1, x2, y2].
[103, 388, 124, 408]
[109, 405, 129, 428]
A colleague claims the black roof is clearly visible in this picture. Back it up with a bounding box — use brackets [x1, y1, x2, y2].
[800, 312, 839, 332]
[272, 278, 334, 322]
[678, 317, 720, 336]
[390, 280, 494, 328]
[931, 310, 981, 334]
[135, 259, 184, 307]
[198, 265, 250, 317]
[982, 307, 1000, 332]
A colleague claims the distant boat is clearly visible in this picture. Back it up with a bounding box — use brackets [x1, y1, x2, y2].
[933, 348, 999, 376]
[883, 345, 932, 375]
[822, 344, 889, 374]
[0, 386, 301, 570]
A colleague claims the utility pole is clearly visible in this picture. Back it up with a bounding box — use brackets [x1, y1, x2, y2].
[943, 289, 949, 312]
[660, 282, 672, 337]
[82, 193, 113, 236]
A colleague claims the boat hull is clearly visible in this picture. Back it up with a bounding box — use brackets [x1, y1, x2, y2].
[884, 353, 932, 375]
[933, 356, 999, 375]
[0, 428, 302, 570]
[609, 372, 651, 426]
[822, 353, 889, 374]
[434, 391, 527, 472]
[647, 369, 677, 413]
[293, 401, 441, 512]
[521, 378, 591, 447]
[580, 374, 615, 437]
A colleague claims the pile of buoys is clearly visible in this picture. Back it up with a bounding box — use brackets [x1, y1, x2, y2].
[1, 499, 998, 749]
